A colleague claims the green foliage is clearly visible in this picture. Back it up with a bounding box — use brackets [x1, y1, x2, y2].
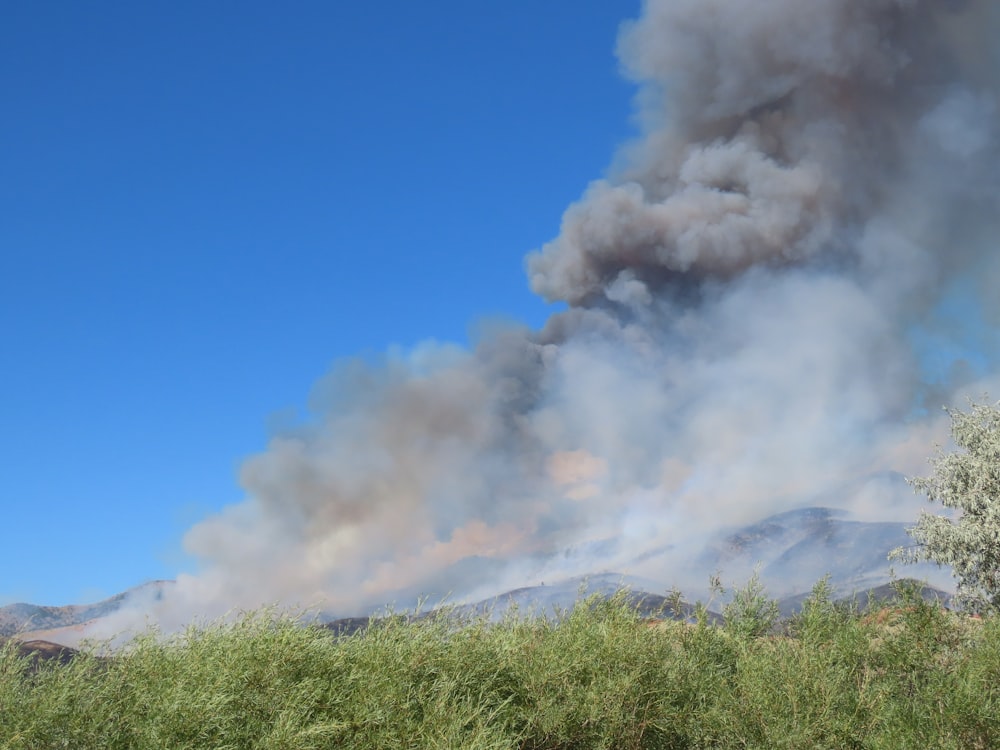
[892, 400, 1000, 613]
[1, 589, 999, 749]
[719, 571, 780, 639]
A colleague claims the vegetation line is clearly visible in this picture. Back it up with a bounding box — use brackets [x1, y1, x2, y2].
[1, 582, 997, 749]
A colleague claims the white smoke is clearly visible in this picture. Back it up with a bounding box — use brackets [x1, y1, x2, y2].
[105, 0, 1000, 630]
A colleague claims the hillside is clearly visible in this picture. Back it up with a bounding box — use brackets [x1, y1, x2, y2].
[3, 508, 952, 646]
[0, 581, 171, 640]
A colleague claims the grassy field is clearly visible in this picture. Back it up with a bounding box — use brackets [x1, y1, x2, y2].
[1, 583, 998, 749]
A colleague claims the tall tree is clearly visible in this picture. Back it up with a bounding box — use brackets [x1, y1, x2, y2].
[892, 401, 1000, 613]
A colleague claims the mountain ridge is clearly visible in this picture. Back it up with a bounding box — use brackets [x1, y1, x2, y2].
[3, 508, 951, 646]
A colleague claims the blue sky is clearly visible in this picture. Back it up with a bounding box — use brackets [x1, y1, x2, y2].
[1, 1, 640, 605]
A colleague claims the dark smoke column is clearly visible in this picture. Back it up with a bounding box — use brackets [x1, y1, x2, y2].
[157, 0, 1000, 624]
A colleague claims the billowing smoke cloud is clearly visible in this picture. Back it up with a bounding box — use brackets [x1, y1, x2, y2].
[120, 0, 1000, 629]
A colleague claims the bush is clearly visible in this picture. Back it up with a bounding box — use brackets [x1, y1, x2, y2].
[719, 572, 780, 639]
[2, 589, 999, 748]
[891, 400, 1000, 613]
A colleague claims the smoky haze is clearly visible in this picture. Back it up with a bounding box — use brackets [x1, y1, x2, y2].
[103, 0, 1000, 633]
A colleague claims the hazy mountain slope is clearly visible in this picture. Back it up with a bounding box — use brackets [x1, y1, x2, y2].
[5, 508, 953, 646]
[0, 581, 171, 638]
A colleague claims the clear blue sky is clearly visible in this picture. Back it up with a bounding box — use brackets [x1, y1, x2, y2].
[1, 1, 640, 605]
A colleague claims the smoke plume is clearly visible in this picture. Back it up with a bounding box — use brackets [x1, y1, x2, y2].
[130, 0, 1000, 627]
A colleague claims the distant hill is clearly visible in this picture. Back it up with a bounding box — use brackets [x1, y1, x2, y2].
[0, 581, 171, 640]
[322, 575, 953, 639]
[0, 638, 83, 672]
[3, 508, 955, 646]
[696, 506, 922, 596]
[774, 579, 953, 618]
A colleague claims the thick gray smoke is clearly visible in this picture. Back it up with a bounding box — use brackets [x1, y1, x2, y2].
[112, 0, 1000, 630]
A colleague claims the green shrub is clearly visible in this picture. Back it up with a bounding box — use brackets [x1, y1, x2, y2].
[1, 584, 999, 749]
[892, 400, 1000, 614]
